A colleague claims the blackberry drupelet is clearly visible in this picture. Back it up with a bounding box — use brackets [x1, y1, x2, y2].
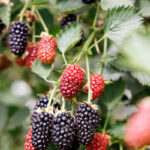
[34, 96, 61, 110]
[9, 21, 28, 56]
[52, 112, 76, 150]
[60, 14, 76, 29]
[82, 0, 95, 4]
[75, 103, 99, 145]
[60, 14, 84, 46]
[31, 111, 54, 150]
[0, 3, 5, 34]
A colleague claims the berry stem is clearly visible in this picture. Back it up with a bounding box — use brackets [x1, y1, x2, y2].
[75, 31, 96, 63]
[99, 36, 107, 74]
[32, 22, 36, 43]
[93, 3, 100, 28]
[47, 86, 58, 109]
[19, 1, 29, 21]
[86, 54, 92, 103]
[88, 34, 106, 52]
[62, 53, 68, 65]
[119, 143, 123, 150]
[102, 110, 110, 133]
[44, 78, 57, 84]
[62, 97, 66, 112]
[36, 9, 49, 33]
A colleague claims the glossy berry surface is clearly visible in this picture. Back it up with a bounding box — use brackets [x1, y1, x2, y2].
[86, 133, 109, 150]
[24, 129, 36, 150]
[83, 74, 104, 100]
[52, 112, 76, 150]
[82, 0, 95, 4]
[75, 104, 99, 145]
[60, 65, 84, 99]
[9, 21, 28, 56]
[31, 111, 54, 150]
[37, 36, 57, 64]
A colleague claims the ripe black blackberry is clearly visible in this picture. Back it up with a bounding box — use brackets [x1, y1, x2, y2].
[9, 21, 28, 56]
[0, 3, 5, 34]
[75, 103, 99, 145]
[31, 111, 54, 150]
[82, 0, 95, 4]
[34, 96, 61, 110]
[52, 112, 76, 150]
[60, 14, 84, 46]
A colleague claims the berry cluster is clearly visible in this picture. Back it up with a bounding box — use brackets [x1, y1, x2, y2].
[37, 36, 57, 64]
[24, 129, 36, 150]
[86, 133, 109, 150]
[52, 112, 76, 150]
[75, 103, 99, 145]
[9, 21, 28, 56]
[60, 65, 84, 99]
[83, 74, 104, 100]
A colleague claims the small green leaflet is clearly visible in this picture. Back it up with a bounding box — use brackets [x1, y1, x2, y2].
[29, 0, 50, 5]
[131, 71, 150, 86]
[0, 4, 11, 27]
[104, 6, 143, 45]
[56, 0, 86, 13]
[56, 21, 82, 53]
[31, 59, 54, 80]
[120, 31, 150, 75]
[101, 0, 135, 10]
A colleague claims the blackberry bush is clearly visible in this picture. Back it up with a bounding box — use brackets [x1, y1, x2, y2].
[75, 103, 100, 145]
[52, 112, 76, 150]
[9, 21, 28, 56]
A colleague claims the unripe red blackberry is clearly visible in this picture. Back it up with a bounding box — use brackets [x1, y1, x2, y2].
[83, 74, 104, 100]
[31, 110, 54, 150]
[75, 103, 100, 145]
[0, 3, 5, 34]
[82, 0, 95, 4]
[24, 128, 36, 150]
[52, 112, 76, 150]
[60, 65, 84, 99]
[9, 21, 28, 56]
[60, 14, 84, 46]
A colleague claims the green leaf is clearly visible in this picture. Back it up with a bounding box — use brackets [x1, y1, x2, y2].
[131, 71, 150, 86]
[108, 124, 125, 139]
[120, 31, 150, 75]
[56, 21, 82, 53]
[29, 0, 50, 5]
[8, 108, 29, 129]
[56, 0, 85, 13]
[31, 59, 54, 80]
[0, 103, 7, 132]
[104, 6, 143, 45]
[100, 79, 125, 110]
[101, 0, 135, 10]
[140, 0, 150, 17]
[0, 4, 11, 27]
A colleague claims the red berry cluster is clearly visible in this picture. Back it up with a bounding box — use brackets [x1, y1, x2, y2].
[24, 129, 36, 150]
[86, 133, 109, 150]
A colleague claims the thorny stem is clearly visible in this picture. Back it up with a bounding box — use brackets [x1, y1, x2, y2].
[102, 110, 110, 133]
[36, 9, 49, 33]
[99, 36, 107, 74]
[19, 1, 29, 21]
[93, 3, 100, 27]
[86, 55, 92, 103]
